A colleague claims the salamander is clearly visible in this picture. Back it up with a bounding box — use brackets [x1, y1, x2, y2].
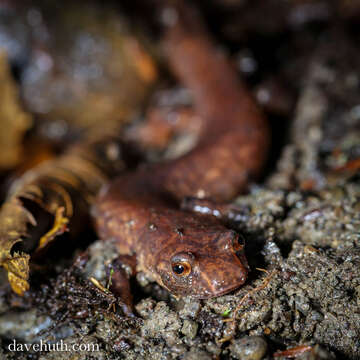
[93, 3, 269, 303]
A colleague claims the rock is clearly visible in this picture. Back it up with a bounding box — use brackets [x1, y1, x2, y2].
[181, 320, 198, 339]
[229, 336, 268, 360]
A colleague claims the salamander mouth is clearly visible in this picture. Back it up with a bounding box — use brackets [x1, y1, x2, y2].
[158, 264, 247, 299]
[191, 282, 244, 299]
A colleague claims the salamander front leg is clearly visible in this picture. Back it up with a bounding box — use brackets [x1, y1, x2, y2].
[106, 255, 137, 317]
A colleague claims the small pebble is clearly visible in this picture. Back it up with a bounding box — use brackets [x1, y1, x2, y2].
[135, 298, 156, 319]
[172, 344, 188, 354]
[229, 336, 268, 360]
[205, 342, 221, 356]
[182, 349, 212, 360]
[181, 320, 198, 339]
[179, 298, 201, 319]
[113, 338, 131, 352]
[136, 271, 150, 287]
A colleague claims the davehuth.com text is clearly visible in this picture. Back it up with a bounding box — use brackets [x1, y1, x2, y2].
[8, 339, 100, 353]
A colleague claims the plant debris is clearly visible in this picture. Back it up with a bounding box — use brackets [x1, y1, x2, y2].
[0, 133, 133, 296]
[0, 52, 31, 170]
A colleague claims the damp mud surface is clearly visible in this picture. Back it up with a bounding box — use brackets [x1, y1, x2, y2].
[0, 1, 360, 359]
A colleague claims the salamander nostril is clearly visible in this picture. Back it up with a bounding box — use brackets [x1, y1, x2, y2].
[238, 233, 245, 246]
[231, 233, 245, 253]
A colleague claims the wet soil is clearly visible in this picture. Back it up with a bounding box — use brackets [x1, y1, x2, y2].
[0, 1, 359, 359]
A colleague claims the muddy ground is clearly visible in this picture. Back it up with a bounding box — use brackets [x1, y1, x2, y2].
[0, 1, 359, 359]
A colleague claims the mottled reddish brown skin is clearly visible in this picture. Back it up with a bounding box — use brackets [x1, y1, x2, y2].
[93, 4, 269, 300]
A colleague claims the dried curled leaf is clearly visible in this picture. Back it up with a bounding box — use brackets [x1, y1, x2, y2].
[37, 206, 68, 250]
[0, 52, 32, 169]
[0, 200, 34, 295]
[0, 133, 129, 295]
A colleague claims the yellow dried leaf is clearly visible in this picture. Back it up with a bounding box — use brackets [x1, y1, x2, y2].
[3, 252, 30, 296]
[0, 134, 126, 295]
[0, 200, 33, 295]
[37, 207, 69, 250]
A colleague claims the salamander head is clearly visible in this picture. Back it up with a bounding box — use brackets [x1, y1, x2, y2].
[155, 229, 248, 298]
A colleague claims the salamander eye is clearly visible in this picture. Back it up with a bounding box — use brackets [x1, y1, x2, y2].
[172, 261, 191, 276]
